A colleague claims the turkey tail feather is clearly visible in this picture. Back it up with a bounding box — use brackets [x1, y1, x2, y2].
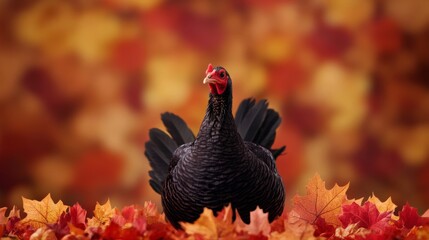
[145, 114, 195, 194]
[235, 98, 285, 159]
[161, 112, 195, 146]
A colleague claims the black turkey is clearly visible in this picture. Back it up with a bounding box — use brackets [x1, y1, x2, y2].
[145, 64, 285, 228]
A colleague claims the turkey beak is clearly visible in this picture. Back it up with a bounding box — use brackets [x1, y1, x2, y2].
[204, 68, 220, 84]
[203, 75, 220, 84]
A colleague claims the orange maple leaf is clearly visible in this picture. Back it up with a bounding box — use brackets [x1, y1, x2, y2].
[21, 194, 68, 228]
[87, 199, 115, 227]
[286, 210, 317, 239]
[367, 193, 397, 214]
[214, 204, 235, 238]
[181, 208, 218, 239]
[235, 207, 271, 236]
[292, 173, 349, 226]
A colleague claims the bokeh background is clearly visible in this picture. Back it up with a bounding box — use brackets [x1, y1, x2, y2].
[1, 0, 429, 214]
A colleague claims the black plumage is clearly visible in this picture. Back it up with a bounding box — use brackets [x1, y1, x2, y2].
[145, 65, 285, 228]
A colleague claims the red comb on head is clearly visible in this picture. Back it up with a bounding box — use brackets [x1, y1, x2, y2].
[206, 63, 214, 75]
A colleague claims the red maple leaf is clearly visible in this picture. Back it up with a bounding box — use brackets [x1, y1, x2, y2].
[398, 203, 429, 229]
[112, 205, 147, 234]
[314, 217, 335, 238]
[339, 202, 392, 233]
[69, 203, 87, 230]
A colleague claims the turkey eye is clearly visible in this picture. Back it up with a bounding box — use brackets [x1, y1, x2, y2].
[219, 72, 225, 78]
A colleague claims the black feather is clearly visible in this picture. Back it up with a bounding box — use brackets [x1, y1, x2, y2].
[145, 128, 178, 193]
[255, 109, 281, 147]
[235, 98, 285, 158]
[161, 112, 195, 146]
[145, 114, 196, 194]
[149, 179, 162, 194]
[271, 146, 286, 159]
[235, 98, 255, 125]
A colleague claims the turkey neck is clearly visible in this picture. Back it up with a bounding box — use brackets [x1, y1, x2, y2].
[193, 88, 246, 159]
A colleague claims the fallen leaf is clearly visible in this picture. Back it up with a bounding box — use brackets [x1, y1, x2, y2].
[8, 206, 21, 219]
[245, 207, 271, 236]
[102, 221, 122, 239]
[399, 203, 429, 229]
[270, 214, 286, 233]
[335, 223, 370, 239]
[292, 173, 349, 226]
[368, 193, 397, 214]
[423, 209, 429, 218]
[69, 203, 87, 229]
[214, 204, 235, 238]
[339, 202, 392, 233]
[112, 205, 147, 234]
[181, 208, 217, 239]
[313, 216, 335, 238]
[143, 201, 158, 217]
[0, 207, 7, 225]
[29, 227, 57, 240]
[286, 210, 316, 239]
[235, 207, 271, 237]
[21, 194, 68, 228]
[87, 199, 115, 227]
[406, 226, 429, 240]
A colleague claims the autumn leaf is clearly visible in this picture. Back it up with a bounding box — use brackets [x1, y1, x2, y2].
[235, 207, 271, 236]
[424, 209, 429, 218]
[8, 206, 21, 219]
[181, 208, 217, 239]
[283, 210, 316, 240]
[292, 173, 349, 226]
[339, 202, 392, 233]
[69, 203, 87, 229]
[29, 228, 57, 240]
[2, 174, 429, 239]
[406, 226, 429, 240]
[21, 194, 68, 228]
[313, 216, 335, 238]
[334, 223, 370, 239]
[368, 193, 397, 215]
[87, 199, 115, 227]
[143, 201, 158, 217]
[112, 205, 147, 234]
[214, 204, 235, 238]
[0, 207, 7, 225]
[399, 203, 429, 229]
[0, 207, 6, 236]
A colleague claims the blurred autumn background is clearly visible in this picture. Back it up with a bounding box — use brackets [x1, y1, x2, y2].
[1, 0, 429, 215]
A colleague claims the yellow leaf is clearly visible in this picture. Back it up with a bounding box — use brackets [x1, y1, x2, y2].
[368, 193, 397, 214]
[292, 173, 349, 226]
[87, 199, 115, 227]
[21, 194, 68, 228]
[181, 208, 217, 239]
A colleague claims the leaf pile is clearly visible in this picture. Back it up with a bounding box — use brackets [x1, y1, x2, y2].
[1, 174, 428, 240]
